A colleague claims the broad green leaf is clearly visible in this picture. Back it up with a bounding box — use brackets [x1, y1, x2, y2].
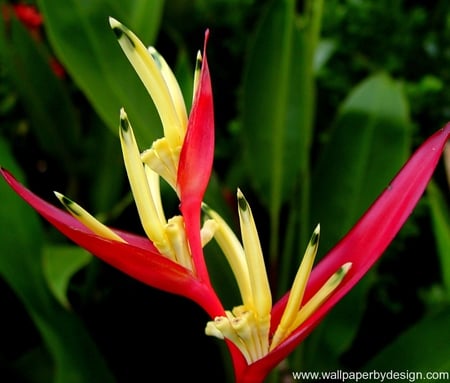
[241, 0, 321, 262]
[364, 306, 450, 373]
[241, 0, 308, 208]
[311, 73, 412, 254]
[111, 0, 164, 44]
[307, 73, 412, 364]
[0, 137, 115, 383]
[43, 245, 92, 309]
[86, 115, 126, 214]
[0, 18, 80, 170]
[36, 0, 165, 147]
[174, 47, 195, 112]
[427, 181, 450, 293]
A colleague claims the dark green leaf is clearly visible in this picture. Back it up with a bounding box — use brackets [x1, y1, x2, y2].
[1, 18, 80, 169]
[427, 181, 450, 293]
[36, 0, 165, 147]
[241, 0, 321, 266]
[241, 0, 308, 209]
[86, 117, 126, 214]
[42, 245, 92, 309]
[0, 137, 115, 383]
[307, 73, 412, 363]
[312, 73, 412, 254]
[364, 307, 450, 373]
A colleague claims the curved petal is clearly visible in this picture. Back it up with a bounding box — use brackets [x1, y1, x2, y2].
[0, 168, 221, 315]
[239, 124, 450, 382]
[178, 30, 215, 283]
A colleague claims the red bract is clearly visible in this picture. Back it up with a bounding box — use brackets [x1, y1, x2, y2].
[233, 123, 450, 383]
[0, 29, 223, 319]
[0, 167, 223, 317]
[1, 16, 449, 382]
[178, 29, 215, 285]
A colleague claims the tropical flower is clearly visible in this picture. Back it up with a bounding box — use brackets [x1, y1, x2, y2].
[203, 124, 450, 383]
[1, 17, 449, 383]
[0, 18, 223, 318]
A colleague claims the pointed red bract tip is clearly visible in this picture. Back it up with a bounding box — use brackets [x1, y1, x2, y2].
[178, 30, 214, 206]
[236, 124, 449, 383]
[177, 30, 215, 283]
[0, 167, 226, 317]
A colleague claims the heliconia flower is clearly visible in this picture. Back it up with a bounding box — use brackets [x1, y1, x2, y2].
[2, 16, 449, 383]
[204, 124, 450, 383]
[0, 19, 223, 318]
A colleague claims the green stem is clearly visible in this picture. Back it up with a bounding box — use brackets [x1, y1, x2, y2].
[268, 0, 296, 268]
[288, 0, 323, 372]
[277, 0, 323, 295]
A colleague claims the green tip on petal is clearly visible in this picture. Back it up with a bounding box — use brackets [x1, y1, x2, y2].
[236, 188, 272, 339]
[192, 51, 202, 101]
[270, 224, 321, 350]
[110, 17, 184, 149]
[119, 108, 169, 249]
[334, 262, 352, 282]
[310, 223, 320, 246]
[54, 191, 125, 243]
[54, 192, 79, 216]
[237, 189, 248, 212]
[120, 108, 130, 132]
[109, 17, 134, 48]
[286, 262, 353, 337]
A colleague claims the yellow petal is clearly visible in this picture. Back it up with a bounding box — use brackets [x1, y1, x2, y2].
[202, 203, 253, 309]
[287, 262, 352, 335]
[237, 189, 272, 320]
[109, 17, 183, 149]
[54, 192, 125, 243]
[141, 137, 178, 191]
[270, 224, 320, 350]
[144, 165, 167, 226]
[165, 215, 193, 270]
[148, 46, 188, 132]
[119, 109, 168, 252]
[192, 51, 202, 103]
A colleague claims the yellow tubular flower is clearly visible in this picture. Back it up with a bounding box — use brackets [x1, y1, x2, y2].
[109, 17, 184, 150]
[204, 191, 352, 364]
[286, 263, 352, 336]
[237, 189, 272, 355]
[270, 224, 320, 350]
[141, 138, 179, 191]
[165, 215, 192, 270]
[144, 165, 167, 226]
[192, 51, 202, 103]
[148, 46, 188, 133]
[54, 192, 125, 243]
[206, 316, 253, 363]
[119, 109, 169, 255]
[199, 218, 218, 247]
[202, 203, 254, 309]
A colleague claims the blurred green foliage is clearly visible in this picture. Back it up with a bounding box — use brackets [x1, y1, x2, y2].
[0, 0, 449, 382]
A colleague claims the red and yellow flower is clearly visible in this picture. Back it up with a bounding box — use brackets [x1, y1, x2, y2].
[1, 18, 449, 383]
